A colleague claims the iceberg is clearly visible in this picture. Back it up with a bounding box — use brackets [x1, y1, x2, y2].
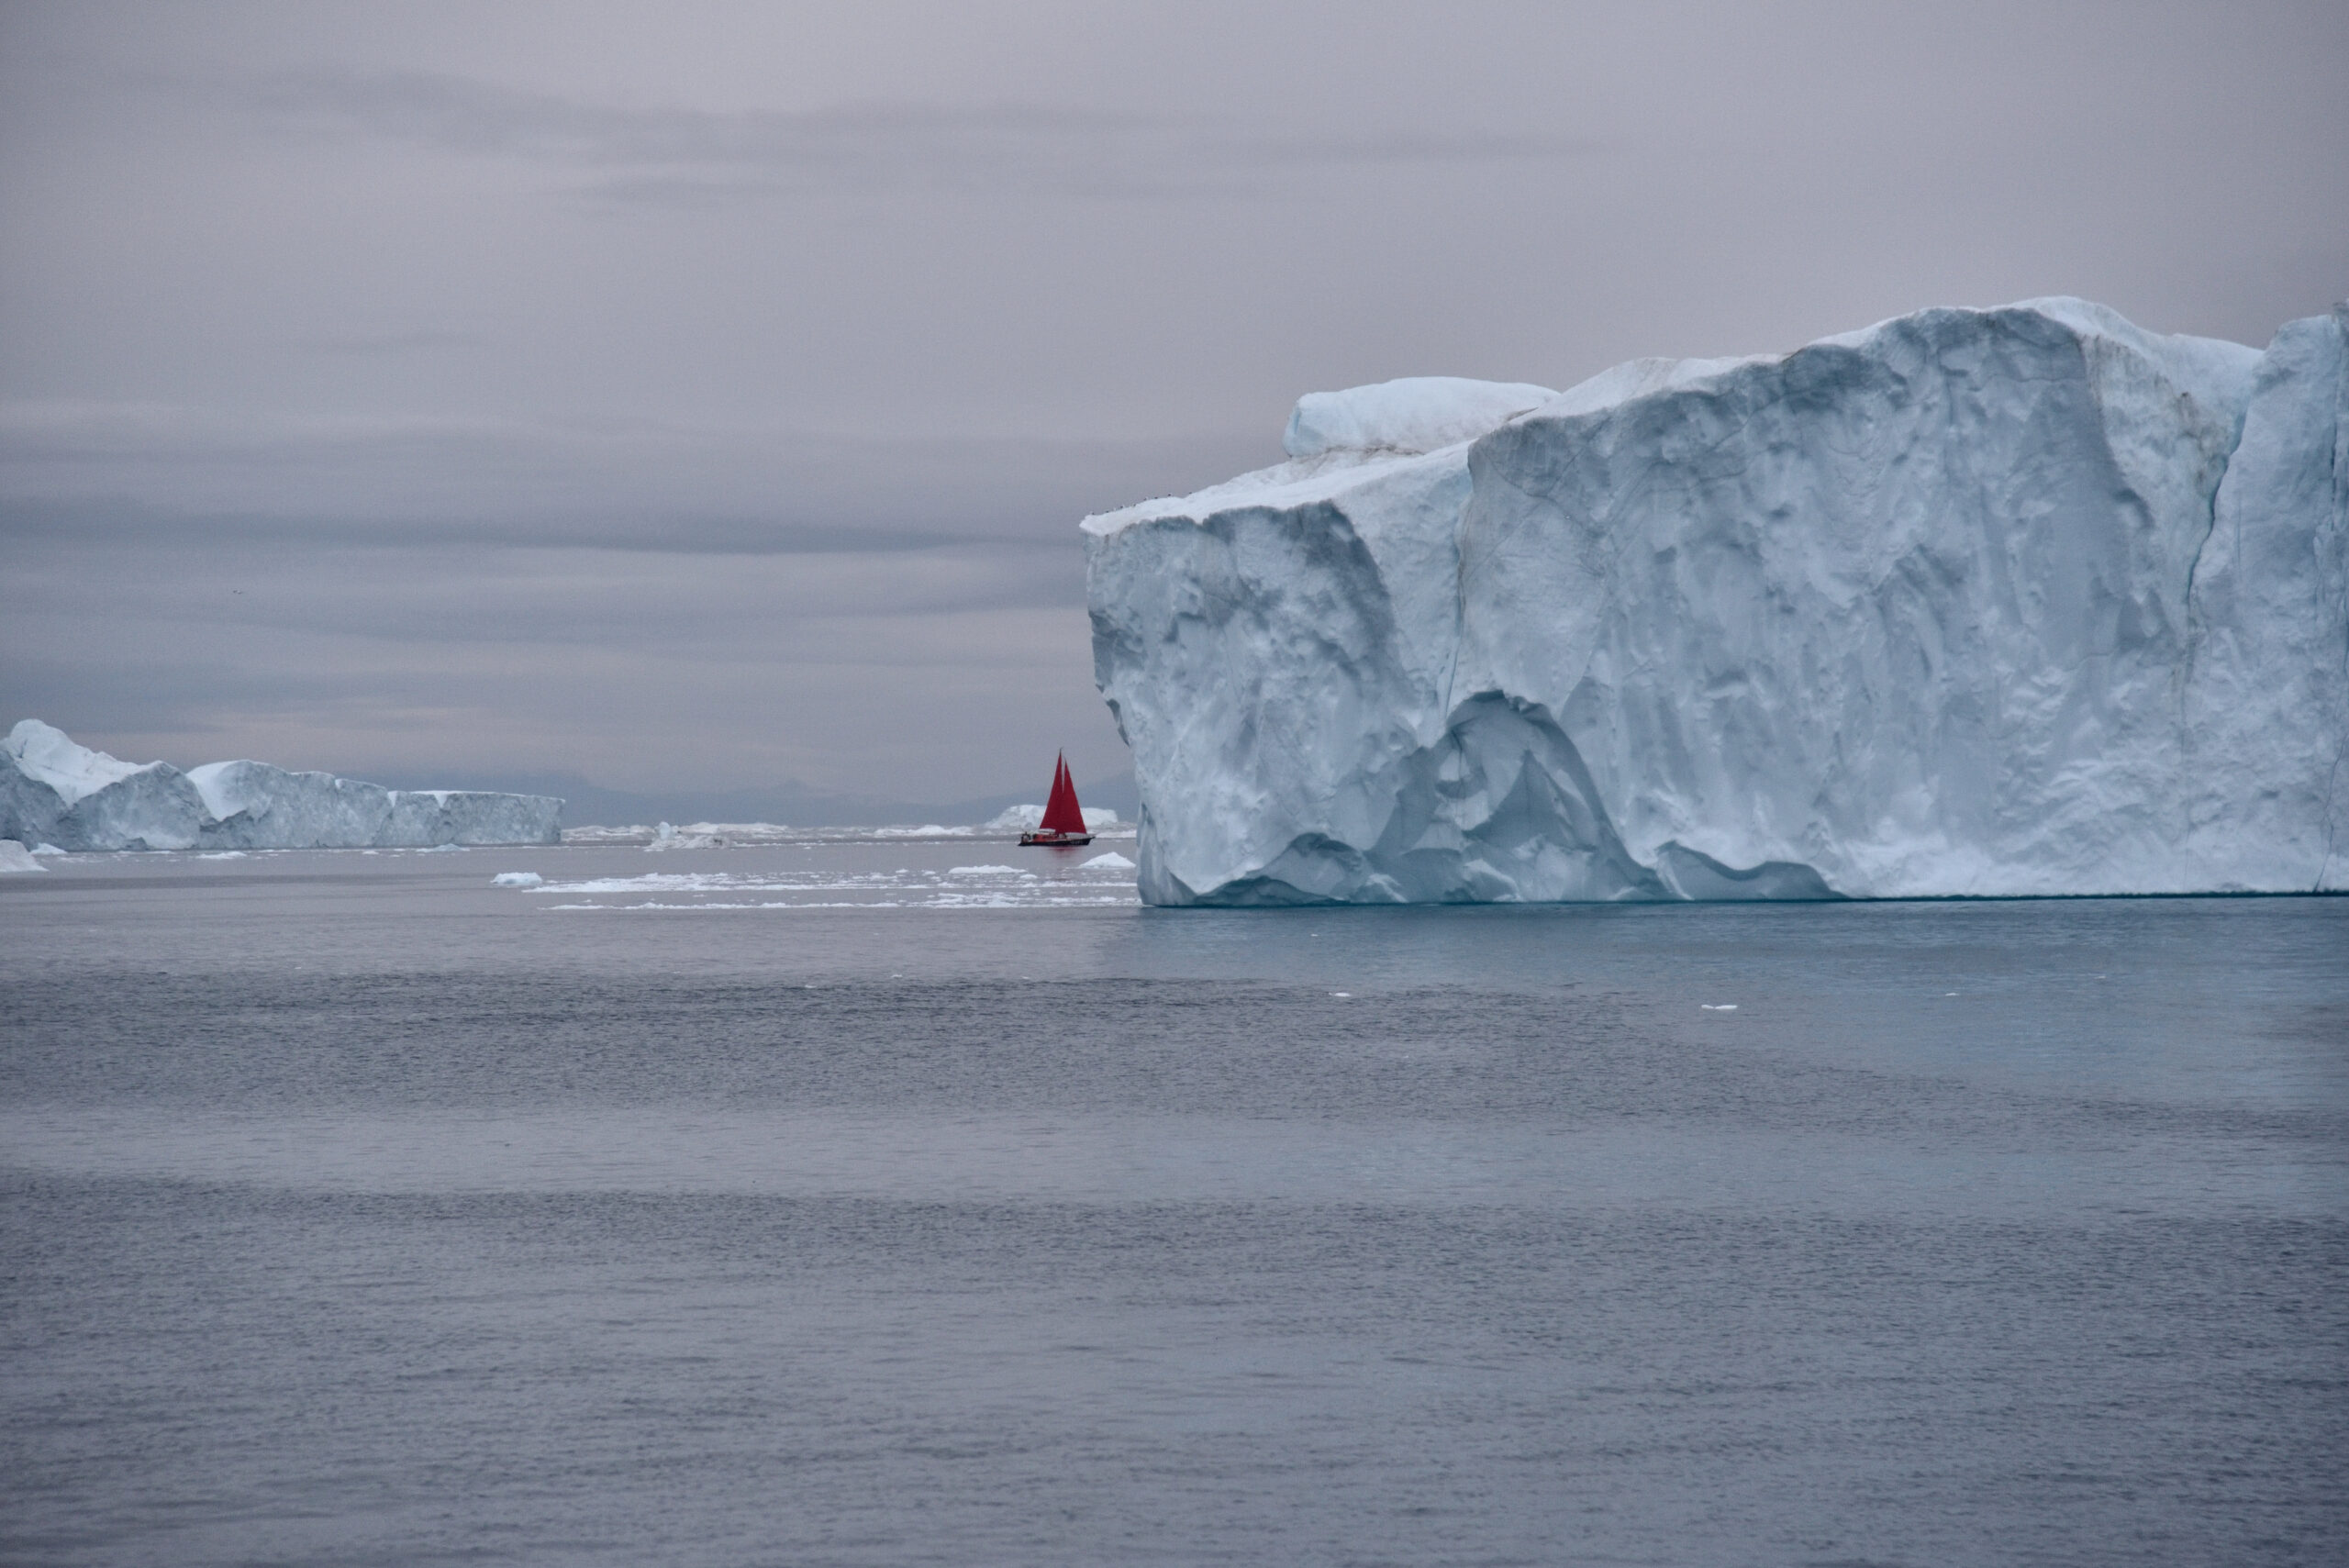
[1085, 299, 2347, 905]
[985, 803, 1120, 831]
[1, 721, 562, 851]
[0, 840, 45, 873]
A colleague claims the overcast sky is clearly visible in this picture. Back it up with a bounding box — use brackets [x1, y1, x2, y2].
[3, 1, 2343, 804]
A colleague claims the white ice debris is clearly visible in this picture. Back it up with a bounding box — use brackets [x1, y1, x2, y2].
[0, 720, 562, 851]
[1082, 851, 1137, 869]
[646, 822, 727, 851]
[1086, 299, 2348, 904]
[985, 803, 1119, 831]
[0, 840, 46, 873]
[493, 871, 545, 887]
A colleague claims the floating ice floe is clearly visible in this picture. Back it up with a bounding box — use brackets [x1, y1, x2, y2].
[0, 840, 46, 873]
[1, 720, 560, 851]
[1086, 299, 2347, 904]
[493, 872, 545, 887]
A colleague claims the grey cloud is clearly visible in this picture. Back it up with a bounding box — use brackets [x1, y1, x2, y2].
[2, 519, 1117, 795]
[0, 496, 977, 558]
[5, 0, 2342, 803]
[225, 67, 1598, 202]
[1, 405, 1267, 546]
[304, 328, 487, 355]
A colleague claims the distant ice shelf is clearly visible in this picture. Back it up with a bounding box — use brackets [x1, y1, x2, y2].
[1, 720, 562, 851]
[1085, 299, 2348, 905]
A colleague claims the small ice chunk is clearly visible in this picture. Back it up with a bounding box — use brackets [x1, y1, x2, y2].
[1082, 851, 1136, 869]
[30, 843, 65, 855]
[948, 864, 1022, 876]
[1330, 991, 1351, 998]
[1700, 1004, 1737, 1011]
[494, 871, 544, 887]
[0, 840, 47, 873]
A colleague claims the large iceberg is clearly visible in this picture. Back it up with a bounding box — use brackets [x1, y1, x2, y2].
[1, 720, 562, 851]
[1085, 299, 2347, 904]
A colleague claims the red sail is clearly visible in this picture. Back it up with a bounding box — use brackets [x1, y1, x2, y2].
[1038, 752, 1087, 834]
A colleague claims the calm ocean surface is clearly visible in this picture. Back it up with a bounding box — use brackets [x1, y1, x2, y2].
[3, 840, 2344, 1566]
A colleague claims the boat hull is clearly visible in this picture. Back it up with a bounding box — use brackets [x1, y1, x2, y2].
[1019, 831, 1093, 847]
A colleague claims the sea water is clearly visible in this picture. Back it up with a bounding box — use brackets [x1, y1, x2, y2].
[2, 840, 2343, 1565]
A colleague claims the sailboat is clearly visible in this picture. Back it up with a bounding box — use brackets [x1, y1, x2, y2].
[1019, 753, 1093, 847]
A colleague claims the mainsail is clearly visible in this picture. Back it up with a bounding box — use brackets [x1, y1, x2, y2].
[1038, 753, 1087, 835]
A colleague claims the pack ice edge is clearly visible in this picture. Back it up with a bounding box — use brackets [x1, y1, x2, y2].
[2, 720, 562, 851]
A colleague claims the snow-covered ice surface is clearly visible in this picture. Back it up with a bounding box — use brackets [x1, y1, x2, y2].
[1087, 299, 2349, 905]
[0, 720, 562, 851]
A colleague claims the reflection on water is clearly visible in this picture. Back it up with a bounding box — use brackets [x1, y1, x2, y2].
[1, 848, 2343, 1566]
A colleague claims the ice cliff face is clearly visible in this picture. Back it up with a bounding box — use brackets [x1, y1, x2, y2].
[1, 721, 562, 851]
[1085, 299, 2348, 905]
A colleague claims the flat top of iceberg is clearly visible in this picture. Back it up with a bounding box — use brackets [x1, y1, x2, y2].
[1082, 298, 2265, 540]
[1282, 376, 1559, 461]
[6, 718, 157, 804]
[1087, 377, 1554, 538]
